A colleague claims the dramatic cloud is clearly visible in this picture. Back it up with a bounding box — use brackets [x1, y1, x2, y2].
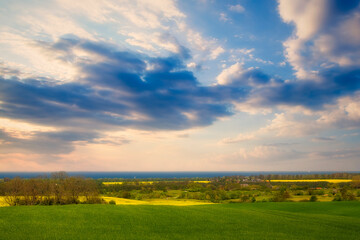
[3, 31, 359, 157]
[1, 0, 360, 170]
[0, 38, 247, 133]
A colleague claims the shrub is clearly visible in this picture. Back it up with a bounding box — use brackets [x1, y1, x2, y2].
[333, 194, 342, 201]
[271, 189, 290, 202]
[109, 200, 116, 205]
[84, 197, 103, 204]
[241, 195, 250, 202]
[121, 191, 132, 199]
[309, 195, 317, 202]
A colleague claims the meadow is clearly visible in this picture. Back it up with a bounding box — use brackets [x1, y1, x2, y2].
[0, 202, 359, 240]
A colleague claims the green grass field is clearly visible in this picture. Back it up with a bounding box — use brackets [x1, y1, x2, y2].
[0, 202, 359, 240]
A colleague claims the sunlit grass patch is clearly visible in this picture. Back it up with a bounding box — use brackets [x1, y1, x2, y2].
[102, 197, 214, 206]
[289, 195, 334, 202]
[102, 197, 148, 205]
[267, 179, 352, 183]
[142, 199, 214, 206]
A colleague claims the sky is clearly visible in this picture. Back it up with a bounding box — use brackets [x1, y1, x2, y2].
[0, 0, 360, 172]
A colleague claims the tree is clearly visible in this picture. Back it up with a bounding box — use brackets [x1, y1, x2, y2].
[4, 177, 23, 206]
[271, 187, 290, 202]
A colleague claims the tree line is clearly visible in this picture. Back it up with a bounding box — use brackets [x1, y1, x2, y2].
[0, 172, 101, 206]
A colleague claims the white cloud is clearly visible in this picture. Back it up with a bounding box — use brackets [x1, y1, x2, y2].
[252, 95, 360, 138]
[232, 48, 254, 55]
[234, 100, 273, 115]
[216, 62, 243, 85]
[213, 145, 360, 170]
[219, 13, 230, 22]
[216, 62, 271, 87]
[0, 32, 79, 81]
[259, 113, 319, 137]
[185, 29, 225, 61]
[124, 31, 184, 54]
[0, 118, 56, 140]
[124, 32, 157, 51]
[210, 46, 225, 60]
[19, 12, 95, 41]
[57, 0, 185, 28]
[1, 0, 226, 79]
[317, 93, 360, 129]
[186, 62, 197, 68]
[214, 145, 301, 165]
[59, 0, 227, 63]
[229, 4, 245, 13]
[219, 133, 255, 144]
[313, 11, 360, 67]
[228, 48, 273, 65]
[278, 0, 327, 40]
[224, 92, 360, 145]
[57, 0, 224, 61]
[278, 0, 360, 79]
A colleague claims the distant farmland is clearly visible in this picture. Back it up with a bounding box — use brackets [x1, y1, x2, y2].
[0, 202, 359, 240]
[102, 180, 211, 185]
[267, 179, 353, 183]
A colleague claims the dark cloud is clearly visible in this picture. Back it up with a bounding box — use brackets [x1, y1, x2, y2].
[2, 38, 360, 127]
[0, 129, 98, 155]
[0, 38, 246, 133]
[0, 128, 129, 157]
[312, 137, 335, 142]
[1, 34, 360, 156]
[251, 67, 360, 109]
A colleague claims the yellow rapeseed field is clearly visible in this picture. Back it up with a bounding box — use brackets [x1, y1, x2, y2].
[102, 197, 214, 206]
[103, 180, 211, 185]
[0, 196, 213, 207]
[0, 196, 9, 207]
[103, 181, 154, 185]
[267, 179, 352, 183]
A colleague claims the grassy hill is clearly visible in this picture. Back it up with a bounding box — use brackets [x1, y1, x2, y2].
[0, 202, 359, 240]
